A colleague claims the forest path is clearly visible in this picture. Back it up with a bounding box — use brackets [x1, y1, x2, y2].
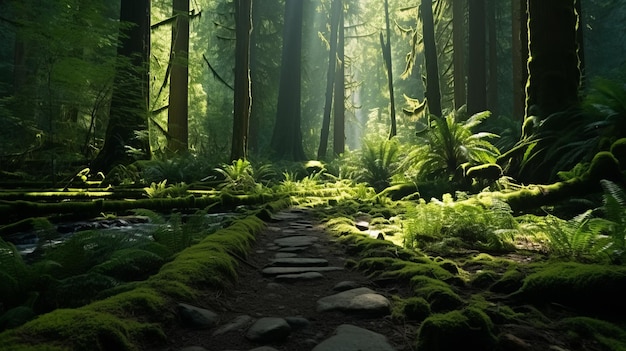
[152, 207, 414, 351]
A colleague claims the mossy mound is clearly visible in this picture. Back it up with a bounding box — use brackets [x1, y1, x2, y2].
[610, 138, 626, 169]
[513, 263, 626, 316]
[392, 296, 431, 322]
[415, 307, 496, 351]
[409, 276, 464, 312]
[490, 268, 525, 294]
[470, 270, 499, 289]
[558, 316, 626, 351]
[357, 257, 455, 283]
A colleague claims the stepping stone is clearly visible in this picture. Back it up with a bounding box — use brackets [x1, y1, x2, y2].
[177, 303, 219, 329]
[245, 317, 291, 342]
[275, 272, 325, 282]
[316, 287, 391, 316]
[285, 316, 310, 330]
[266, 257, 329, 267]
[274, 235, 318, 247]
[262, 266, 344, 276]
[278, 246, 309, 253]
[212, 315, 253, 336]
[250, 347, 281, 351]
[333, 281, 362, 292]
[312, 324, 396, 351]
[274, 252, 298, 258]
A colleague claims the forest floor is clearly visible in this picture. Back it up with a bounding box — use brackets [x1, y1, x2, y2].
[148, 207, 614, 351]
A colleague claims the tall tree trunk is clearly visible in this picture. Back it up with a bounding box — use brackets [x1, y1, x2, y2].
[248, 0, 262, 154]
[333, 7, 345, 156]
[168, 0, 189, 154]
[452, 0, 466, 110]
[317, 0, 341, 159]
[422, 0, 442, 118]
[575, 0, 585, 89]
[381, 0, 396, 139]
[486, 0, 498, 116]
[92, 0, 150, 173]
[511, 0, 527, 120]
[270, 0, 306, 161]
[526, 0, 580, 118]
[467, 0, 487, 115]
[231, 0, 253, 161]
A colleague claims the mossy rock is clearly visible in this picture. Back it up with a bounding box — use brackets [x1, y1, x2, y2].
[490, 269, 525, 294]
[437, 259, 460, 275]
[379, 261, 455, 283]
[415, 307, 496, 351]
[465, 163, 503, 182]
[586, 151, 623, 183]
[378, 183, 418, 201]
[414, 285, 464, 313]
[392, 296, 431, 322]
[558, 316, 626, 351]
[512, 263, 626, 316]
[470, 270, 499, 289]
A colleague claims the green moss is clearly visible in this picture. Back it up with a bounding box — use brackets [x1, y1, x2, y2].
[17, 309, 163, 351]
[414, 285, 464, 313]
[610, 138, 626, 169]
[490, 268, 525, 294]
[437, 260, 459, 274]
[513, 262, 626, 315]
[415, 307, 496, 351]
[465, 163, 503, 181]
[558, 316, 626, 351]
[381, 261, 455, 282]
[586, 151, 623, 182]
[378, 183, 419, 201]
[87, 288, 170, 322]
[470, 270, 499, 289]
[392, 296, 431, 322]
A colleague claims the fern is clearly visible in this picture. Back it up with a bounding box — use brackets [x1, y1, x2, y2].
[91, 248, 165, 281]
[356, 137, 401, 192]
[587, 180, 626, 263]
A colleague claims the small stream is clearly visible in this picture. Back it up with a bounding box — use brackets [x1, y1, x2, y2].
[4, 212, 239, 256]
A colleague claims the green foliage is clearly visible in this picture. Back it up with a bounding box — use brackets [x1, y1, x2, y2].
[558, 317, 626, 351]
[354, 137, 401, 192]
[143, 180, 189, 198]
[416, 307, 496, 351]
[214, 159, 260, 192]
[403, 195, 516, 254]
[405, 108, 500, 182]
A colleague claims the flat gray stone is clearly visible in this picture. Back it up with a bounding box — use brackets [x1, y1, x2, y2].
[312, 324, 396, 351]
[245, 317, 291, 342]
[212, 315, 253, 336]
[284, 316, 310, 330]
[180, 347, 209, 351]
[262, 266, 344, 276]
[249, 347, 281, 351]
[316, 287, 391, 316]
[277, 246, 309, 252]
[274, 252, 298, 258]
[275, 272, 325, 282]
[274, 235, 318, 247]
[266, 257, 329, 267]
[333, 281, 362, 292]
[177, 303, 219, 329]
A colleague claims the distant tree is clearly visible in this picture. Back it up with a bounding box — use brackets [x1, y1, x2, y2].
[380, 0, 396, 138]
[421, 0, 442, 118]
[92, 0, 151, 173]
[452, 0, 466, 110]
[511, 0, 527, 120]
[317, 0, 341, 159]
[231, 0, 253, 161]
[467, 0, 487, 115]
[486, 0, 498, 116]
[270, 0, 306, 161]
[168, 0, 190, 154]
[333, 5, 345, 156]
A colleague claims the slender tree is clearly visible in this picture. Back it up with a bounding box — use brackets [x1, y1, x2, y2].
[380, 0, 396, 139]
[270, 0, 306, 161]
[333, 6, 345, 156]
[486, 0, 498, 115]
[452, 0, 466, 110]
[421, 0, 442, 118]
[467, 0, 487, 115]
[511, 0, 527, 120]
[92, 0, 150, 173]
[231, 0, 253, 161]
[317, 0, 341, 159]
[526, 0, 580, 117]
[168, 0, 190, 153]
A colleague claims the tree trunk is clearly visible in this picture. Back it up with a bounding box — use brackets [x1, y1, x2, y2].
[231, 0, 253, 161]
[467, 0, 487, 115]
[511, 0, 527, 120]
[92, 0, 150, 173]
[575, 0, 585, 89]
[452, 0, 466, 110]
[270, 0, 306, 161]
[381, 0, 396, 139]
[333, 7, 345, 156]
[168, 0, 189, 154]
[422, 0, 442, 118]
[486, 0, 498, 116]
[317, 0, 341, 160]
[526, 0, 580, 118]
[248, 0, 262, 154]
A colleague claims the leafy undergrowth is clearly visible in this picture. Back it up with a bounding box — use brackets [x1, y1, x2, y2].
[316, 192, 626, 351]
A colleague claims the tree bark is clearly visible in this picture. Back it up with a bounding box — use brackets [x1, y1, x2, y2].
[511, 0, 527, 120]
[168, 0, 190, 154]
[92, 0, 151, 173]
[467, 0, 487, 115]
[452, 0, 466, 111]
[231, 0, 253, 161]
[333, 7, 345, 156]
[525, 0, 580, 118]
[422, 0, 442, 118]
[486, 0, 498, 116]
[317, 0, 341, 159]
[270, 0, 306, 161]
